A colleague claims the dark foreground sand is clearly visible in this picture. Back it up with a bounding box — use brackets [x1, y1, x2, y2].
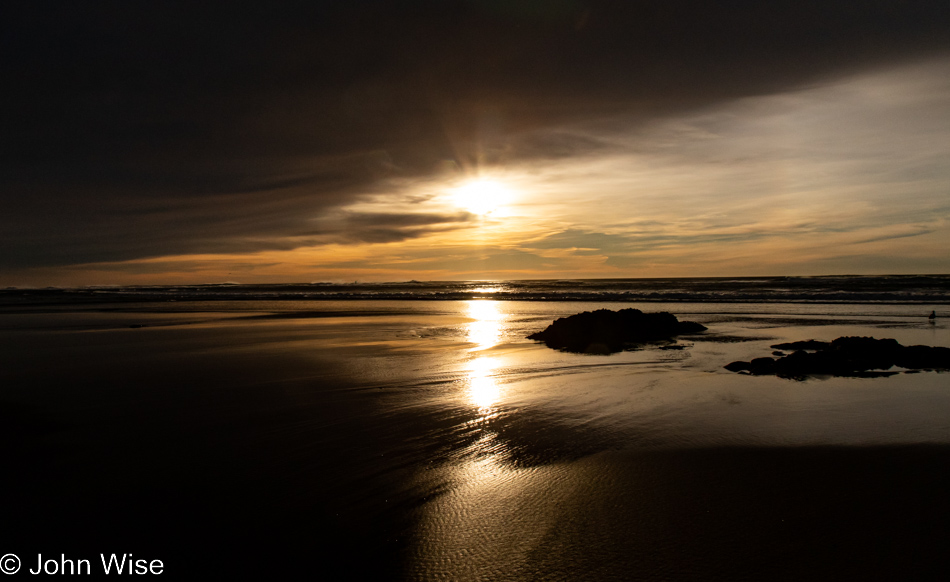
[9, 428, 950, 579]
[2, 302, 950, 579]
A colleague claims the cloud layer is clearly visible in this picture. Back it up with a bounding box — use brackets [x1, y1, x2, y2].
[3, 1, 950, 280]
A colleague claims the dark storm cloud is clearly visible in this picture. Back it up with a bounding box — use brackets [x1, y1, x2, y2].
[330, 211, 476, 244]
[3, 1, 950, 269]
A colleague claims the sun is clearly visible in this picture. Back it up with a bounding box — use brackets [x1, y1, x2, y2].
[451, 179, 511, 215]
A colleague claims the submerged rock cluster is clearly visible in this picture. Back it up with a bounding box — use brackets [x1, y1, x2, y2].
[527, 308, 707, 354]
[725, 336, 950, 378]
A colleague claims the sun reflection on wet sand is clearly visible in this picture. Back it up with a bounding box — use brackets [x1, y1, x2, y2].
[408, 447, 572, 581]
[466, 356, 503, 411]
[464, 301, 508, 412]
[466, 300, 503, 351]
[455, 301, 518, 530]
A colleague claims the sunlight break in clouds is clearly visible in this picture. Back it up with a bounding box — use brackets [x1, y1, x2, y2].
[450, 179, 513, 216]
[7, 57, 950, 285]
[273, 58, 950, 281]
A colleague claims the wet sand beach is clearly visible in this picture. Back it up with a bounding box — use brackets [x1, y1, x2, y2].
[2, 299, 949, 579]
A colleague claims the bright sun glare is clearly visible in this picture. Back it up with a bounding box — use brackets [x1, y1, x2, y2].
[451, 179, 510, 215]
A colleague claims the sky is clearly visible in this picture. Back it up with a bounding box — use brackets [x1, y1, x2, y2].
[3, 1, 950, 285]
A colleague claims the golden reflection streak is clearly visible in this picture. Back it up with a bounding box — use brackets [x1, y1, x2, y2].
[466, 357, 502, 411]
[464, 300, 504, 411]
[466, 300, 502, 351]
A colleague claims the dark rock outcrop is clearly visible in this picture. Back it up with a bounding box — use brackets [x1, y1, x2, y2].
[771, 339, 830, 351]
[527, 308, 707, 354]
[725, 336, 950, 378]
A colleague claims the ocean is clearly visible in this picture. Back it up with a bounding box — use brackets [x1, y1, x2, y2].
[5, 274, 950, 304]
[1, 276, 949, 579]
